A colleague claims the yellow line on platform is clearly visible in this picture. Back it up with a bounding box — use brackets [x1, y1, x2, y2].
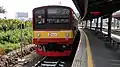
[83, 30, 94, 67]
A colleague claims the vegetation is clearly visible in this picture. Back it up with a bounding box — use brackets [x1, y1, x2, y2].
[0, 18, 32, 54]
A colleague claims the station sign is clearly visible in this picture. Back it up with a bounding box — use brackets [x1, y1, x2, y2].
[90, 12, 101, 16]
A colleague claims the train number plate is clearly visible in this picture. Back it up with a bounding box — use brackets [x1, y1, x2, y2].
[48, 33, 57, 36]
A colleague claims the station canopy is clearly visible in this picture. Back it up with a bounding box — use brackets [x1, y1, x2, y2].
[72, 0, 120, 20]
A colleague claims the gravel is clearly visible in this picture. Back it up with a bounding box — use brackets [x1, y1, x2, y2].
[0, 44, 37, 67]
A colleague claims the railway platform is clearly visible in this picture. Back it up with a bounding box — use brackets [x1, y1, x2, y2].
[71, 28, 120, 67]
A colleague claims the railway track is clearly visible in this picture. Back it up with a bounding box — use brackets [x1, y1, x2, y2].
[32, 56, 65, 67]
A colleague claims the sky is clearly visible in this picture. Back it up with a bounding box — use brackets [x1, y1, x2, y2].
[0, 0, 79, 18]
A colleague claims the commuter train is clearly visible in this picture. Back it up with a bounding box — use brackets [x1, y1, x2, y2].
[32, 5, 78, 56]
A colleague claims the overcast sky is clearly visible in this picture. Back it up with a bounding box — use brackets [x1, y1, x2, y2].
[0, 0, 79, 18]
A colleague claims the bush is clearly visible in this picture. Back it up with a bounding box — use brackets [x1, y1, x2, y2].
[0, 19, 32, 53]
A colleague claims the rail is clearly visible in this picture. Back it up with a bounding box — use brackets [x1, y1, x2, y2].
[32, 57, 65, 67]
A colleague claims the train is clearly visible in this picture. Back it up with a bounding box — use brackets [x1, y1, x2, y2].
[32, 5, 79, 57]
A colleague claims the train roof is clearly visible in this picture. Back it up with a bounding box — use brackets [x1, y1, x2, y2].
[33, 5, 73, 10]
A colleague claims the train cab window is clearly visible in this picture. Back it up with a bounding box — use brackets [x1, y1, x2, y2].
[47, 8, 70, 24]
[34, 9, 45, 24]
[47, 19, 69, 24]
[33, 7, 72, 29]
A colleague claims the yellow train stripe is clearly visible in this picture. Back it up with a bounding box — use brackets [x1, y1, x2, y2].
[33, 30, 73, 38]
[34, 30, 73, 32]
[82, 30, 94, 67]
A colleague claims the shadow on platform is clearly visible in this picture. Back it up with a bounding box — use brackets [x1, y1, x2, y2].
[83, 29, 120, 67]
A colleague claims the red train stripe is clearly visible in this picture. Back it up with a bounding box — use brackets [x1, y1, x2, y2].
[36, 48, 71, 56]
[33, 38, 73, 44]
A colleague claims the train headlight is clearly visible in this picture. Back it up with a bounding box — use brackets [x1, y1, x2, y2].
[36, 33, 40, 37]
[65, 33, 69, 37]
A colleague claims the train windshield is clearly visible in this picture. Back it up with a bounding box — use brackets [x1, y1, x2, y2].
[33, 7, 71, 29]
[47, 8, 70, 24]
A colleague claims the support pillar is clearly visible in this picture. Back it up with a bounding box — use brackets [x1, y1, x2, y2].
[100, 17, 103, 32]
[108, 14, 112, 39]
[82, 21, 83, 28]
[96, 18, 99, 30]
[85, 20, 88, 28]
[117, 19, 119, 29]
[90, 19, 92, 29]
[113, 18, 116, 30]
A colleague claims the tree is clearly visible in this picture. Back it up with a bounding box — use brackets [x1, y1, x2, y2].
[0, 6, 6, 13]
[0, 6, 6, 19]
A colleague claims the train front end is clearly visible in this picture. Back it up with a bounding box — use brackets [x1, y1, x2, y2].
[32, 6, 74, 56]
